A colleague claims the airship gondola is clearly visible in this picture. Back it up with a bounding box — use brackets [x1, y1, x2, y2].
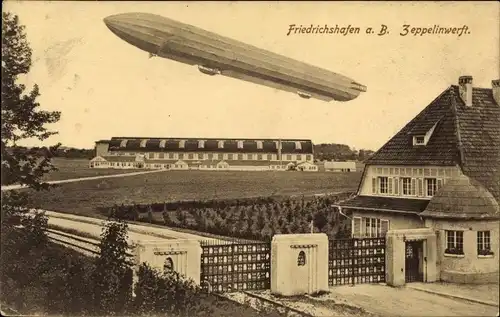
[103, 12, 367, 102]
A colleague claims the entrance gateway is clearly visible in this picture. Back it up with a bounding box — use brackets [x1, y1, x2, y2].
[405, 240, 424, 283]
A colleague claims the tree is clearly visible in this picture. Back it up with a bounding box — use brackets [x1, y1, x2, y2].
[1, 12, 61, 231]
[92, 218, 133, 315]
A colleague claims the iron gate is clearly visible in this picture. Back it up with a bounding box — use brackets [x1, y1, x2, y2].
[200, 242, 271, 293]
[328, 237, 386, 286]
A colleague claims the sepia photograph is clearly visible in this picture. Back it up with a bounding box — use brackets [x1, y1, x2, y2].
[1, 1, 499, 316]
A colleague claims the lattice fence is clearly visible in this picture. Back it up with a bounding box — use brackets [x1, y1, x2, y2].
[200, 242, 271, 293]
[328, 237, 386, 286]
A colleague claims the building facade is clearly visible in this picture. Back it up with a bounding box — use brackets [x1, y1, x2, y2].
[339, 76, 500, 284]
[324, 161, 357, 172]
[90, 137, 318, 172]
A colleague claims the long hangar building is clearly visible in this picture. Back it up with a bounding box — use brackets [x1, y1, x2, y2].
[90, 137, 318, 172]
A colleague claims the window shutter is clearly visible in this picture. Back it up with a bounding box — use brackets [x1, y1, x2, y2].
[394, 178, 399, 195]
[381, 219, 389, 237]
[372, 178, 377, 194]
[352, 217, 361, 238]
[411, 178, 416, 195]
[437, 178, 443, 192]
[388, 178, 393, 195]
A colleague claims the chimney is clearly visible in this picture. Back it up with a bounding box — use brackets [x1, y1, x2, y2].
[492, 79, 500, 105]
[458, 76, 473, 107]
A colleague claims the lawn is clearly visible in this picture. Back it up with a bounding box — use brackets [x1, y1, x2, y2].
[43, 158, 142, 181]
[27, 170, 362, 216]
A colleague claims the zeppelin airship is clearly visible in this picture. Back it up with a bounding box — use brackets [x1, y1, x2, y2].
[103, 12, 367, 102]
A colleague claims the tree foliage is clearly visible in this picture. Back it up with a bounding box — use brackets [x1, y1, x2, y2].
[1, 12, 61, 189]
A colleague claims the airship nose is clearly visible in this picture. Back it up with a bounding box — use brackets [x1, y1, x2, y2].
[103, 13, 167, 54]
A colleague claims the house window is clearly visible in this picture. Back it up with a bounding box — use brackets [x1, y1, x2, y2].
[168, 153, 174, 159]
[247, 154, 253, 160]
[402, 177, 412, 195]
[158, 153, 164, 159]
[286, 154, 292, 161]
[413, 136, 425, 145]
[188, 153, 194, 160]
[296, 154, 302, 161]
[445, 230, 464, 255]
[178, 153, 184, 160]
[198, 153, 204, 160]
[477, 231, 492, 255]
[306, 155, 311, 161]
[208, 153, 213, 160]
[267, 154, 272, 160]
[238, 154, 243, 160]
[218, 153, 223, 160]
[257, 154, 263, 160]
[228, 153, 233, 160]
[426, 178, 437, 196]
[353, 217, 389, 238]
[378, 177, 388, 194]
[148, 153, 155, 159]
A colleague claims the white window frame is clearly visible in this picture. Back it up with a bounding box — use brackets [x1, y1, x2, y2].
[425, 178, 437, 197]
[401, 177, 412, 196]
[352, 217, 390, 238]
[477, 231, 492, 254]
[445, 230, 464, 254]
[378, 177, 388, 194]
[413, 135, 425, 145]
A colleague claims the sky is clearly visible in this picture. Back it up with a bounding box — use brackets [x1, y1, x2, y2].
[4, 1, 499, 151]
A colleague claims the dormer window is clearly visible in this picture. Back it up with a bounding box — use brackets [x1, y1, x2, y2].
[237, 140, 243, 149]
[274, 141, 281, 150]
[140, 139, 148, 148]
[413, 135, 425, 146]
[218, 140, 224, 149]
[256, 141, 263, 149]
[179, 140, 185, 148]
[198, 140, 205, 149]
[159, 140, 166, 148]
[119, 140, 128, 148]
[295, 141, 302, 150]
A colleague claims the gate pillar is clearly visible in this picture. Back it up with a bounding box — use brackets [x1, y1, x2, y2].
[131, 239, 202, 285]
[271, 233, 328, 296]
[386, 228, 437, 287]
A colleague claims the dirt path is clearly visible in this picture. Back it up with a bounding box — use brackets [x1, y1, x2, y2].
[327, 284, 498, 317]
[1, 169, 168, 191]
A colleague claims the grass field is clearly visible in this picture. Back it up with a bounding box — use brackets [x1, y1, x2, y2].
[28, 169, 362, 216]
[43, 158, 142, 181]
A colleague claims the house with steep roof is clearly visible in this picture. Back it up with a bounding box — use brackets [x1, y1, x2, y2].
[339, 76, 500, 285]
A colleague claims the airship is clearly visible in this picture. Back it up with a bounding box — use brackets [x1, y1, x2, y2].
[103, 12, 367, 102]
